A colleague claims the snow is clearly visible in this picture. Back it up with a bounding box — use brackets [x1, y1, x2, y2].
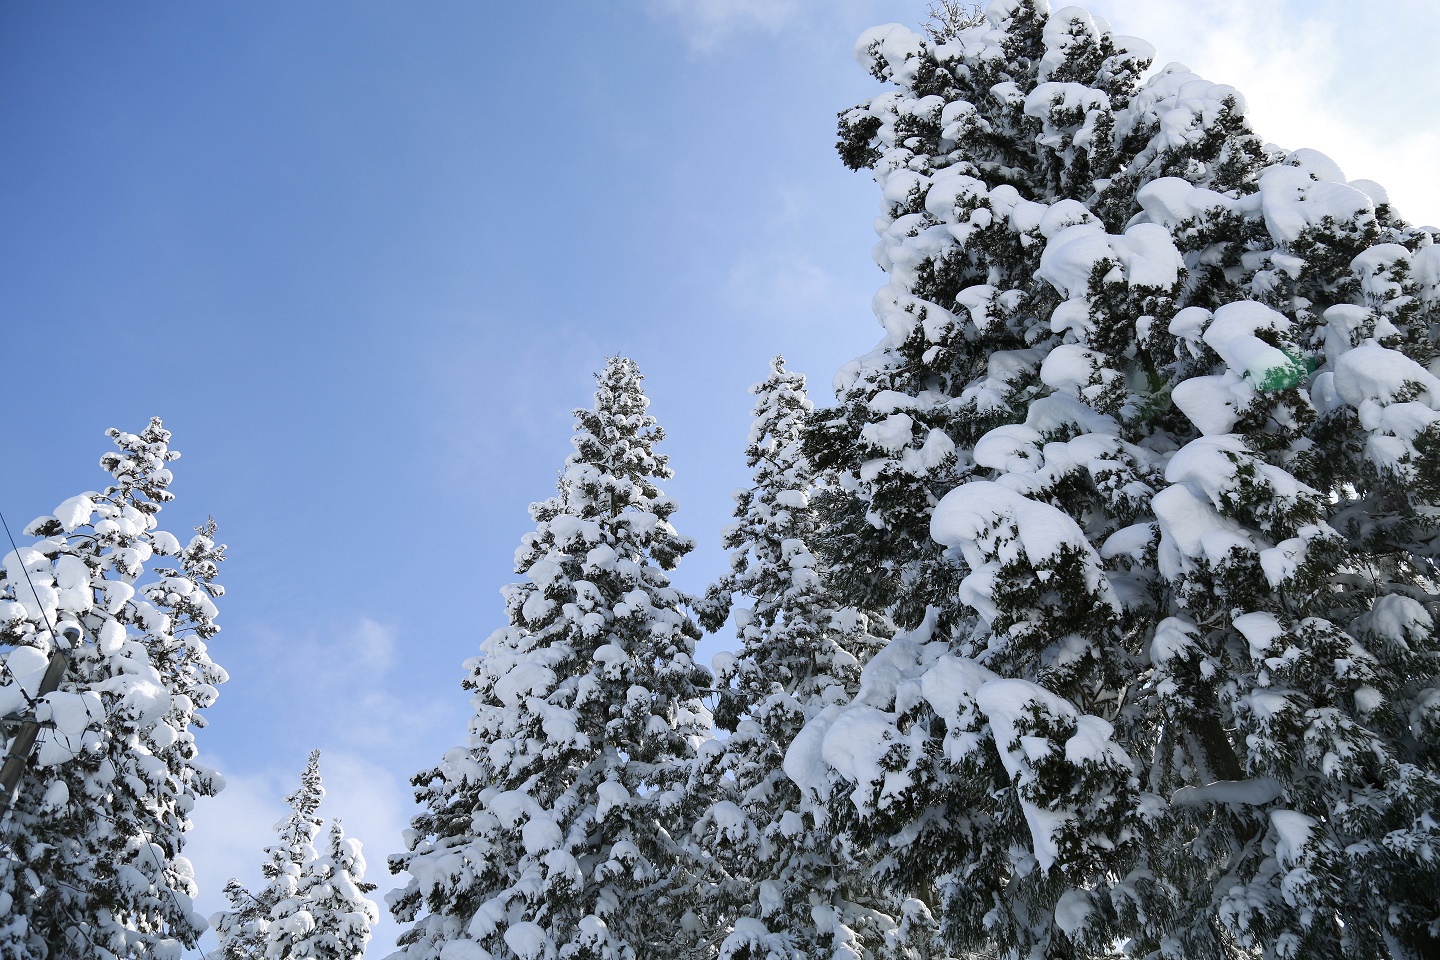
[4, 644, 50, 697]
[1036, 221, 1182, 300]
[1232, 612, 1285, 659]
[1200, 301, 1305, 388]
[40, 779, 70, 810]
[1135, 177, 1236, 228]
[918, 654, 995, 734]
[974, 424, 1045, 474]
[1040, 344, 1102, 395]
[1165, 434, 1317, 513]
[438, 941, 492, 960]
[974, 681, 1070, 872]
[782, 703, 840, 800]
[594, 780, 629, 820]
[1100, 523, 1154, 562]
[933, 481, 1090, 570]
[1171, 374, 1251, 437]
[503, 921, 547, 960]
[1257, 164, 1374, 245]
[1054, 889, 1092, 937]
[1359, 594, 1432, 646]
[1151, 483, 1256, 577]
[52, 494, 96, 533]
[819, 703, 914, 807]
[1065, 714, 1120, 765]
[521, 814, 562, 855]
[1333, 343, 1440, 408]
[1269, 810, 1315, 868]
[39, 689, 103, 738]
[1415, 245, 1440, 305]
[1149, 617, 1199, 667]
[94, 617, 126, 655]
[1258, 534, 1314, 588]
[492, 661, 556, 708]
[1170, 778, 1283, 808]
[860, 412, 914, 454]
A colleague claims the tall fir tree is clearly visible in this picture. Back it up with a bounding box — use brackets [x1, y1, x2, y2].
[388, 356, 714, 960]
[792, 2, 1440, 958]
[694, 358, 911, 960]
[0, 418, 227, 958]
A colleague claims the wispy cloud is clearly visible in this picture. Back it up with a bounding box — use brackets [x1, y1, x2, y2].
[244, 617, 465, 758]
[727, 251, 846, 318]
[648, 0, 806, 51]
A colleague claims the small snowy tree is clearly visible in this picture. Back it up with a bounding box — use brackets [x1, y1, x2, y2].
[213, 750, 326, 959]
[0, 417, 227, 958]
[289, 820, 379, 960]
[694, 357, 911, 960]
[795, 2, 1440, 958]
[214, 752, 377, 960]
[388, 356, 713, 960]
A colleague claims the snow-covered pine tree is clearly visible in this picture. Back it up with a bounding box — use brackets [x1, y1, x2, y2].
[693, 357, 911, 960]
[287, 820, 379, 960]
[0, 417, 227, 958]
[213, 750, 326, 959]
[214, 752, 378, 960]
[388, 356, 713, 960]
[793, 2, 1440, 957]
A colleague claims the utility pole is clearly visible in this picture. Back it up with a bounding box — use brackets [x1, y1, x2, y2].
[0, 621, 82, 814]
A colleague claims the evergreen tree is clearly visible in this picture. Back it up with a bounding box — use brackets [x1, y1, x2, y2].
[0, 418, 227, 958]
[213, 750, 326, 959]
[388, 356, 713, 960]
[214, 752, 378, 960]
[694, 358, 911, 960]
[793, 2, 1440, 958]
[288, 820, 379, 960]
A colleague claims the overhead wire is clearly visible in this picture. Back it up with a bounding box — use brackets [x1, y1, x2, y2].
[0, 508, 63, 650]
[0, 507, 61, 709]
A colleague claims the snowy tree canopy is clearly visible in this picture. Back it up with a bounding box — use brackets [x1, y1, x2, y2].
[388, 356, 713, 960]
[792, 1, 1440, 957]
[0, 417, 227, 959]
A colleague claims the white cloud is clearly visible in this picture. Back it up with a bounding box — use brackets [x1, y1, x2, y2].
[185, 766, 289, 909]
[649, 0, 805, 49]
[246, 617, 465, 758]
[728, 251, 847, 319]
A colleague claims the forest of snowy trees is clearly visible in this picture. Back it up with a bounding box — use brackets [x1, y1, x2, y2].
[3, 1, 1440, 958]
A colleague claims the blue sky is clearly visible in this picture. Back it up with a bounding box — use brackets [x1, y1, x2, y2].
[1, 1, 1436, 956]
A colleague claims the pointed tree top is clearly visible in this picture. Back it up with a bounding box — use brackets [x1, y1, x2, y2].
[569, 355, 669, 480]
[287, 749, 325, 821]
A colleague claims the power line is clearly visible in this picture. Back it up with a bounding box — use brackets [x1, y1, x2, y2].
[0, 508, 63, 652]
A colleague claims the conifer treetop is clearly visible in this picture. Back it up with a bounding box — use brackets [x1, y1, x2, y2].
[388, 356, 710, 960]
